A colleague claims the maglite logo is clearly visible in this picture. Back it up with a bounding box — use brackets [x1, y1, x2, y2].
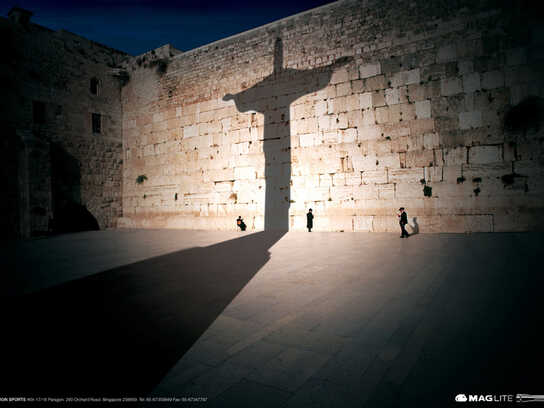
[455, 393, 544, 403]
[455, 394, 514, 403]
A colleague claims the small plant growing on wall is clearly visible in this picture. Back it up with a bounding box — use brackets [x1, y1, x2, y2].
[456, 176, 466, 184]
[136, 175, 148, 184]
[423, 185, 432, 197]
[473, 187, 481, 196]
[500, 173, 529, 192]
[501, 173, 516, 186]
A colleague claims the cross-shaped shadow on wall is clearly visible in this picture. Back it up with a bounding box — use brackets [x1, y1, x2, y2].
[224, 38, 352, 230]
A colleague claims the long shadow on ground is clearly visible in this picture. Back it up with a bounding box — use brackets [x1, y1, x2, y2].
[1, 231, 285, 396]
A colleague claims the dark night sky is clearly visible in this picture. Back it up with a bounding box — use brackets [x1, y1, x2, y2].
[1, 0, 336, 55]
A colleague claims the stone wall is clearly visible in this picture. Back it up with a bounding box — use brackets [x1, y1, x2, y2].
[1, 11, 127, 237]
[116, 0, 542, 232]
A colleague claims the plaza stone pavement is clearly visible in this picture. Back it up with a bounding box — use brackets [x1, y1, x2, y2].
[2, 230, 543, 407]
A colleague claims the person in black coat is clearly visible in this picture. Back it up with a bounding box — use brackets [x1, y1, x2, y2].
[306, 209, 314, 232]
[398, 207, 410, 238]
[236, 216, 247, 231]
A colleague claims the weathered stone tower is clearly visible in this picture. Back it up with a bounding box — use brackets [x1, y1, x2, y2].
[3, 0, 544, 237]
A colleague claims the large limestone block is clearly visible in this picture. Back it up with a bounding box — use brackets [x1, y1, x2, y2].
[372, 216, 399, 232]
[346, 110, 363, 128]
[424, 166, 443, 183]
[315, 100, 328, 117]
[346, 173, 362, 185]
[389, 103, 415, 123]
[360, 62, 381, 79]
[306, 186, 330, 202]
[328, 96, 346, 114]
[423, 133, 440, 149]
[299, 133, 316, 147]
[360, 92, 373, 109]
[331, 185, 353, 201]
[289, 214, 308, 231]
[464, 214, 494, 232]
[331, 68, 349, 84]
[183, 125, 198, 138]
[364, 75, 386, 91]
[340, 128, 357, 143]
[395, 182, 424, 199]
[378, 183, 395, 199]
[459, 111, 482, 130]
[389, 168, 424, 183]
[332, 173, 346, 186]
[327, 216, 354, 232]
[481, 71, 504, 90]
[372, 91, 386, 108]
[431, 182, 473, 198]
[441, 78, 463, 96]
[409, 119, 435, 136]
[358, 125, 381, 141]
[367, 140, 392, 156]
[415, 100, 432, 119]
[214, 180, 233, 192]
[354, 216, 373, 231]
[237, 188, 262, 204]
[442, 165, 463, 183]
[362, 169, 387, 184]
[318, 115, 333, 131]
[293, 103, 314, 119]
[336, 82, 352, 97]
[444, 147, 467, 165]
[406, 149, 434, 168]
[415, 215, 462, 233]
[143, 144, 155, 156]
[437, 44, 456, 63]
[332, 113, 348, 130]
[319, 173, 333, 187]
[468, 145, 502, 164]
[463, 73, 481, 93]
[375, 106, 390, 124]
[376, 154, 401, 169]
[353, 184, 378, 200]
[323, 131, 339, 144]
[385, 88, 400, 105]
[234, 166, 257, 180]
[352, 154, 379, 171]
[494, 212, 540, 232]
[391, 69, 420, 87]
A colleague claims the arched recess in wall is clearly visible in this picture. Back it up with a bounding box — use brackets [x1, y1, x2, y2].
[50, 143, 99, 233]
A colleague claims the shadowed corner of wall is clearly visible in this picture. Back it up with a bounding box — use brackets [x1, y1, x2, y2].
[0, 229, 285, 395]
[50, 142, 99, 233]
